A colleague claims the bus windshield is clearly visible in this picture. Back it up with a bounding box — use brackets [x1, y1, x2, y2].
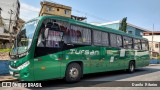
[10, 20, 38, 57]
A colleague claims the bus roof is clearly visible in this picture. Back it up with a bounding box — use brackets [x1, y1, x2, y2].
[36, 15, 147, 40]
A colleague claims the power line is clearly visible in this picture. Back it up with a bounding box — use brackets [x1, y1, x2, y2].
[47, 0, 111, 22]
[72, 9, 111, 22]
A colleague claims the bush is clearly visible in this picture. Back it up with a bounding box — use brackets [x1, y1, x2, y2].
[0, 48, 11, 53]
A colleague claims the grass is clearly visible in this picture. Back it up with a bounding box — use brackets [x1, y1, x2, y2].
[0, 48, 11, 53]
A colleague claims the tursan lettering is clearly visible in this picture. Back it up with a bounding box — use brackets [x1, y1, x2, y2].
[70, 49, 99, 55]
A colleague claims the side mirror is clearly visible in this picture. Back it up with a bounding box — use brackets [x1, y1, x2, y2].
[44, 28, 49, 39]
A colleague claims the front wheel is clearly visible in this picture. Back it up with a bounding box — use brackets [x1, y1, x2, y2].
[65, 63, 82, 83]
[128, 61, 135, 73]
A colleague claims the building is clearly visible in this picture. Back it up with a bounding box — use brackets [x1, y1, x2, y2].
[0, 0, 20, 48]
[39, 1, 72, 18]
[143, 31, 160, 58]
[0, 0, 20, 33]
[0, 15, 4, 34]
[91, 20, 149, 37]
[17, 18, 25, 30]
[39, 1, 87, 21]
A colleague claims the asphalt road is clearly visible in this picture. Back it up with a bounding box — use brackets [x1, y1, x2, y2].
[1, 64, 160, 90]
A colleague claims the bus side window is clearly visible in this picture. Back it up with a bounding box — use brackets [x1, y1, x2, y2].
[110, 34, 122, 47]
[134, 39, 141, 50]
[117, 35, 123, 47]
[123, 36, 133, 49]
[102, 32, 109, 46]
[93, 30, 102, 46]
[110, 33, 117, 47]
[142, 40, 149, 50]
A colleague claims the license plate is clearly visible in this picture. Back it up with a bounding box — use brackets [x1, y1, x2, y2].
[9, 71, 13, 75]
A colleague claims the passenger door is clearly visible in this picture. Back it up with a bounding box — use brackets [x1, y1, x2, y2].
[33, 21, 63, 81]
[33, 53, 61, 81]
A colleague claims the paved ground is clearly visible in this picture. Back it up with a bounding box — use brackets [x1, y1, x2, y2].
[0, 64, 160, 90]
[0, 75, 17, 81]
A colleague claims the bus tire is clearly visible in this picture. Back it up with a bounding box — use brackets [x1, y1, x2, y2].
[65, 63, 82, 83]
[128, 61, 135, 73]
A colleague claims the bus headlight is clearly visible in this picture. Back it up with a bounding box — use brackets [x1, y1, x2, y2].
[17, 61, 30, 70]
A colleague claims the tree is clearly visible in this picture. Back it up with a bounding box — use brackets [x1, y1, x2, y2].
[119, 17, 127, 33]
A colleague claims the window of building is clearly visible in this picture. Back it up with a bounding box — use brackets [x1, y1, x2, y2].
[141, 40, 149, 50]
[93, 30, 102, 45]
[123, 36, 133, 49]
[57, 8, 59, 11]
[134, 39, 141, 50]
[46, 6, 54, 11]
[155, 44, 159, 48]
[128, 31, 133, 34]
[64, 10, 70, 15]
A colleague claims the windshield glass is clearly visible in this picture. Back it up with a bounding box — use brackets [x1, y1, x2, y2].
[10, 20, 38, 56]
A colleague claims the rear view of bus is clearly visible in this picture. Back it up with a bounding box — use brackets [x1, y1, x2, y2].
[9, 16, 150, 82]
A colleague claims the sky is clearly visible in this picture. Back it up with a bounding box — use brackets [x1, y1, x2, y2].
[20, 0, 160, 31]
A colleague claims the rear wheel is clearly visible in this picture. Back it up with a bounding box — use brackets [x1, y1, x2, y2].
[65, 63, 82, 83]
[128, 61, 135, 73]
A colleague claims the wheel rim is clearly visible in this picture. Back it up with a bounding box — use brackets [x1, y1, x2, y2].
[69, 67, 79, 79]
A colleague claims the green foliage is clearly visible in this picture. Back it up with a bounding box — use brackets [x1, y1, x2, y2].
[119, 17, 127, 33]
[0, 48, 11, 52]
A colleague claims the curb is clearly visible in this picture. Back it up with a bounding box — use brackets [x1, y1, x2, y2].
[0, 79, 18, 82]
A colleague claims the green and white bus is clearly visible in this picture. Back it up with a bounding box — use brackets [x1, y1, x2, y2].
[9, 15, 150, 82]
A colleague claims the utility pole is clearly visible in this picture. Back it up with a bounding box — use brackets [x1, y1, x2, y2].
[151, 24, 154, 58]
[8, 9, 14, 48]
[0, 7, 2, 23]
[0, 7, 2, 15]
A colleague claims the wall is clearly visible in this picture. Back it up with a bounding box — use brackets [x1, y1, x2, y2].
[0, 27, 4, 34]
[135, 28, 143, 37]
[0, 52, 10, 75]
[101, 23, 145, 37]
[40, 3, 71, 18]
[0, 52, 10, 60]
[0, 60, 10, 75]
[127, 25, 136, 36]
[143, 35, 160, 42]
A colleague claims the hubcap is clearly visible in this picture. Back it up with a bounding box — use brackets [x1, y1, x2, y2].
[69, 67, 79, 79]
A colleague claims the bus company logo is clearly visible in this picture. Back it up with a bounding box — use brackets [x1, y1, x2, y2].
[70, 49, 100, 55]
[2, 82, 42, 87]
[2, 82, 12, 87]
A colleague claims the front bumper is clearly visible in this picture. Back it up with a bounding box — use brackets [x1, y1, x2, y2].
[9, 65, 31, 81]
